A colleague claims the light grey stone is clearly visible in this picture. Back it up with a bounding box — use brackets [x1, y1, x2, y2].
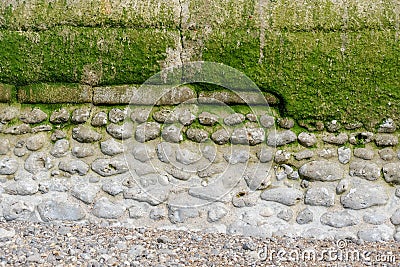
[232, 191, 258, 208]
[0, 227, 15, 239]
[149, 207, 166, 220]
[395, 187, 400, 198]
[59, 159, 89, 176]
[106, 122, 133, 140]
[102, 181, 124, 196]
[305, 186, 335, 207]
[322, 133, 348, 145]
[135, 122, 161, 143]
[109, 108, 127, 123]
[325, 120, 341, 132]
[278, 118, 295, 129]
[299, 160, 343, 181]
[5, 179, 38, 195]
[317, 148, 336, 159]
[378, 118, 396, 133]
[223, 150, 249, 164]
[165, 166, 191, 181]
[375, 134, 398, 147]
[26, 134, 46, 151]
[153, 109, 177, 123]
[0, 157, 18, 175]
[0, 107, 18, 123]
[92, 198, 126, 219]
[198, 112, 218, 126]
[20, 108, 47, 124]
[230, 128, 250, 145]
[231, 128, 265, 146]
[123, 185, 170, 206]
[131, 145, 153, 162]
[336, 179, 351, 194]
[38, 180, 69, 193]
[257, 147, 273, 163]
[168, 205, 200, 223]
[390, 208, 400, 225]
[297, 132, 317, 147]
[92, 157, 128, 177]
[50, 139, 69, 158]
[224, 113, 245, 126]
[100, 139, 124, 156]
[341, 180, 388, 209]
[274, 150, 291, 164]
[130, 108, 149, 123]
[0, 139, 10, 155]
[156, 142, 174, 163]
[378, 148, 396, 161]
[383, 163, 400, 184]
[71, 108, 90, 124]
[357, 226, 393, 242]
[4, 124, 31, 135]
[50, 130, 66, 141]
[72, 125, 102, 143]
[338, 146, 351, 164]
[208, 204, 228, 222]
[260, 188, 303, 206]
[128, 205, 146, 219]
[72, 146, 94, 158]
[349, 161, 381, 181]
[294, 149, 314, 160]
[32, 125, 52, 133]
[211, 129, 230, 145]
[176, 149, 200, 165]
[186, 128, 208, 143]
[353, 148, 374, 160]
[188, 181, 232, 203]
[91, 111, 108, 127]
[71, 183, 100, 204]
[259, 115, 275, 128]
[24, 153, 52, 174]
[277, 208, 293, 221]
[178, 109, 196, 126]
[13, 140, 27, 157]
[246, 113, 257, 122]
[49, 108, 70, 124]
[38, 200, 85, 221]
[202, 145, 217, 162]
[320, 210, 359, 228]
[267, 130, 297, 146]
[349, 132, 374, 145]
[363, 212, 387, 225]
[161, 124, 183, 143]
[296, 208, 313, 224]
[3, 201, 35, 221]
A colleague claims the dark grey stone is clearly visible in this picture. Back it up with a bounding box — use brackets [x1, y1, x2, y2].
[299, 160, 343, 181]
[32, 125, 52, 133]
[152, 109, 177, 123]
[274, 150, 291, 164]
[0, 107, 18, 123]
[325, 120, 341, 132]
[37, 200, 85, 221]
[278, 118, 294, 129]
[4, 124, 31, 135]
[91, 157, 129, 177]
[260, 188, 303, 206]
[50, 130, 66, 141]
[106, 122, 133, 140]
[320, 210, 358, 228]
[26, 134, 46, 151]
[231, 128, 265, 146]
[72, 125, 102, 143]
[257, 147, 273, 163]
[379, 148, 396, 161]
[322, 133, 348, 145]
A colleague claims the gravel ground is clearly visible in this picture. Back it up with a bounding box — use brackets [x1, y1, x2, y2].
[0, 221, 399, 267]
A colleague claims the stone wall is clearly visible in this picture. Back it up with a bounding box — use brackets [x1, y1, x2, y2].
[1, 96, 400, 242]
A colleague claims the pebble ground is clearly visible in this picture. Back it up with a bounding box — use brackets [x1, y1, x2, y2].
[0, 221, 399, 266]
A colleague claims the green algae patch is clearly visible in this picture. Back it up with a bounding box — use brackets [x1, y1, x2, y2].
[0, 26, 180, 86]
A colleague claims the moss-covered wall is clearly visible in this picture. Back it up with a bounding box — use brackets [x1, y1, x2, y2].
[0, 0, 399, 126]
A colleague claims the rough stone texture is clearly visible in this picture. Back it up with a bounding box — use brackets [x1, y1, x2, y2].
[277, 208, 293, 222]
[211, 129, 230, 145]
[26, 133, 46, 151]
[72, 146, 94, 158]
[338, 146, 351, 164]
[59, 159, 90, 176]
[109, 108, 127, 124]
[72, 125, 102, 143]
[382, 163, 400, 184]
[363, 212, 387, 225]
[50, 139, 69, 158]
[296, 208, 313, 224]
[231, 128, 265, 146]
[0, 139, 10, 155]
[349, 161, 381, 181]
[71, 183, 100, 204]
[49, 108, 70, 124]
[357, 226, 393, 242]
[390, 209, 400, 225]
[100, 139, 124, 156]
[294, 150, 314, 161]
[353, 148, 374, 160]
[208, 204, 228, 222]
[37, 200, 85, 222]
[297, 132, 317, 147]
[378, 118, 396, 133]
[135, 122, 161, 143]
[20, 108, 47, 124]
[305, 186, 335, 207]
[92, 158, 129, 177]
[374, 134, 398, 147]
[224, 113, 245, 126]
[92, 198, 125, 219]
[299, 161, 343, 181]
[19, 84, 92, 103]
[0, 157, 19, 175]
[0, 107, 18, 123]
[178, 109, 196, 126]
[267, 130, 296, 147]
[260, 188, 303, 206]
[4, 124, 32, 135]
[340, 179, 388, 210]
[91, 112, 108, 127]
[320, 211, 359, 228]
[124, 185, 170, 206]
[24, 152, 52, 174]
[259, 115, 274, 128]
[198, 112, 218, 126]
[5, 179, 38, 195]
[71, 108, 91, 124]
[106, 123, 133, 140]
[223, 150, 250, 165]
[161, 125, 183, 143]
[153, 109, 177, 123]
[378, 148, 396, 161]
[130, 108, 150, 123]
[322, 133, 348, 145]
[256, 148, 273, 163]
[186, 128, 209, 143]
